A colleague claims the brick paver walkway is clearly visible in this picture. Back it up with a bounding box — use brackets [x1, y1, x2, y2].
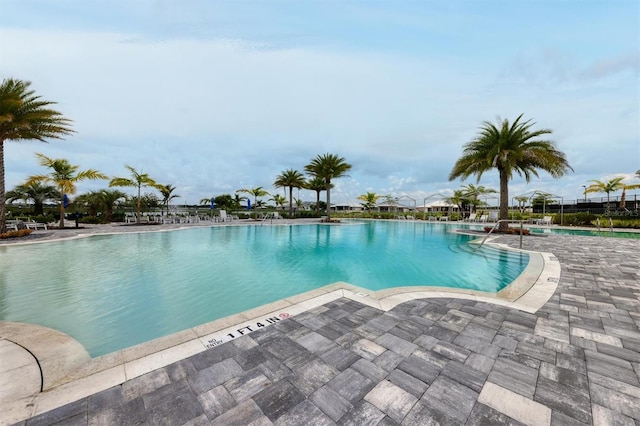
[14, 233, 640, 425]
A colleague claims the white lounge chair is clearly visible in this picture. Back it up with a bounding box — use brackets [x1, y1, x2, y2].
[24, 221, 47, 230]
[478, 215, 488, 223]
[464, 213, 477, 222]
[439, 216, 448, 221]
[488, 211, 499, 222]
[537, 215, 553, 225]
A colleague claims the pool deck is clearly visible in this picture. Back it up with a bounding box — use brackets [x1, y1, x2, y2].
[1, 220, 640, 425]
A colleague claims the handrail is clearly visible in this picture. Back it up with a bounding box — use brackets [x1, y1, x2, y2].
[476, 219, 525, 250]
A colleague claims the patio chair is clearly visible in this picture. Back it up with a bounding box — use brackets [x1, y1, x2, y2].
[464, 213, 477, 222]
[488, 211, 499, 222]
[478, 215, 488, 223]
[537, 216, 553, 225]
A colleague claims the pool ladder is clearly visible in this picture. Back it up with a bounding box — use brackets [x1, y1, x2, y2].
[596, 217, 613, 233]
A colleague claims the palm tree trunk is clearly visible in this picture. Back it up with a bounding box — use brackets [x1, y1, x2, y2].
[326, 179, 331, 220]
[59, 193, 66, 228]
[136, 185, 141, 224]
[0, 140, 6, 233]
[499, 169, 509, 232]
[289, 186, 294, 218]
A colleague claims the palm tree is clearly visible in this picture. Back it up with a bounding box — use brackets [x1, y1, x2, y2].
[461, 184, 497, 214]
[5, 181, 60, 215]
[74, 191, 105, 217]
[159, 184, 180, 215]
[305, 153, 352, 220]
[0, 78, 74, 233]
[274, 169, 306, 218]
[26, 153, 107, 228]
[449, 114, 572, 231]
[237, 186, 269, 218]
[357, 192, 382, 211]
[109, 165, 163, 224]
[270, 194, 287, 210]
[585, 177, 626, 214]
[306, 176, 331, 213]
[98, 189, 127, 222]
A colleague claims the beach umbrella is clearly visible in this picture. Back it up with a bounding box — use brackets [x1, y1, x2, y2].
[247, 199, 252, 210]
[210, 197, 215, 210]
[620, 189, 626, 209]
[63, 194, 69, 208]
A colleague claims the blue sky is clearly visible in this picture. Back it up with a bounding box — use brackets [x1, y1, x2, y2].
[1, 0, 639, 206]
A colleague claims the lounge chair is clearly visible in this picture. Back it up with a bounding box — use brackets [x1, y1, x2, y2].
[439, 216, 448, 221]
[537, 215, 553, 225]
[24, 221, 47, 230]
[488, 211, 499, 222]
[478, 215, 488, 223]
[464, 213, 477, 222]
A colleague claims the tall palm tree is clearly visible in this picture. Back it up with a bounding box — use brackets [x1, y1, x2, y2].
[159, 184, 180, 215]
[305, 153, 352, 220]
[449, 114, 572, 231]
[274, 169, 306, 218]
[306, 176, 331, 213]
[357, 192, 382, 211]
[5, 181, 60, 215]
[0, 78, 74, 232]
[26, 153, 107, 228]
[237, 186, 269, 218]
[585, 177, 626, 214]
[109, 165, 163, 224]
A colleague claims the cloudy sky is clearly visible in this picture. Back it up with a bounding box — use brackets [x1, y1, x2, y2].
[1, 0, 639, 207]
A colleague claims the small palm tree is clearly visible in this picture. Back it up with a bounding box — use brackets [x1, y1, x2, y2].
[159, 184, 180, 215]
[109, 165, 163, 224]
[270, 194, 287, 210]
[462, 184, 497, 213]
[450, 114, 572, 231]
[0, 78, 74, 232]
[26, 153, 107, 228]
[305, 153, 352, 220]
[5, 181, 60, 215]
[274, 169, 306, 218]
[237, 186, 269, 217]
[585, 177, 626, 214]
[306, 176, 331, 213]
[98, 189, 127, 222]
[357, 192, 382, 211]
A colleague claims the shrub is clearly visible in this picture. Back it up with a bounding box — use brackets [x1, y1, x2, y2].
[562, 212, 597, 227]
[0, 229, 33, 239]
[79, 216, 104, 224]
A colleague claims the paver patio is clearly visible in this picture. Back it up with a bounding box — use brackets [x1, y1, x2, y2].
[3, 228, 640, 425]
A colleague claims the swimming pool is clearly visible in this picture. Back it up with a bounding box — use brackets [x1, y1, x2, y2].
[0, 221, 528, 356]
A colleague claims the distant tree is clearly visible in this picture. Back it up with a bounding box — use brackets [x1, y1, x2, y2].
[305, 153, 352, 220]
[274, 169, 306, 218]
[270, 194, 287, 210]
[109, 165, 163, 224]
[26, 153, 107, 228]
[450, 114, 572, 231]
[306, 176, 331, 213]
[585, 177, 625, 214]
[159, 184, 180, 214]
[98, 189, 127, 222]
[237, 186, 269, 217]
[200, 194, 235, 211]
[73, 191, 104, 217]
[461, 184, 497, 213]
[0, 78, 74, 232]
[5, 181, 60, 215]
[515, 196, 529, 213]
[357, 192, 382, 211]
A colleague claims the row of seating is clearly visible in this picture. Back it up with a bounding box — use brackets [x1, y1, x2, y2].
[4, 220, 48, 231]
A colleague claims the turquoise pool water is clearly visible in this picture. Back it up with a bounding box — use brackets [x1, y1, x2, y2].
[527, 227, 640, 239]
[0, 221, 528, 356]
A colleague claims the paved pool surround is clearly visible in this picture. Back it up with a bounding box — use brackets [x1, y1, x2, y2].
[1, 220, 639, 425]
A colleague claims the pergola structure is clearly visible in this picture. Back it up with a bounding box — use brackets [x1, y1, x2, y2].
[513, 190, 565, 225]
